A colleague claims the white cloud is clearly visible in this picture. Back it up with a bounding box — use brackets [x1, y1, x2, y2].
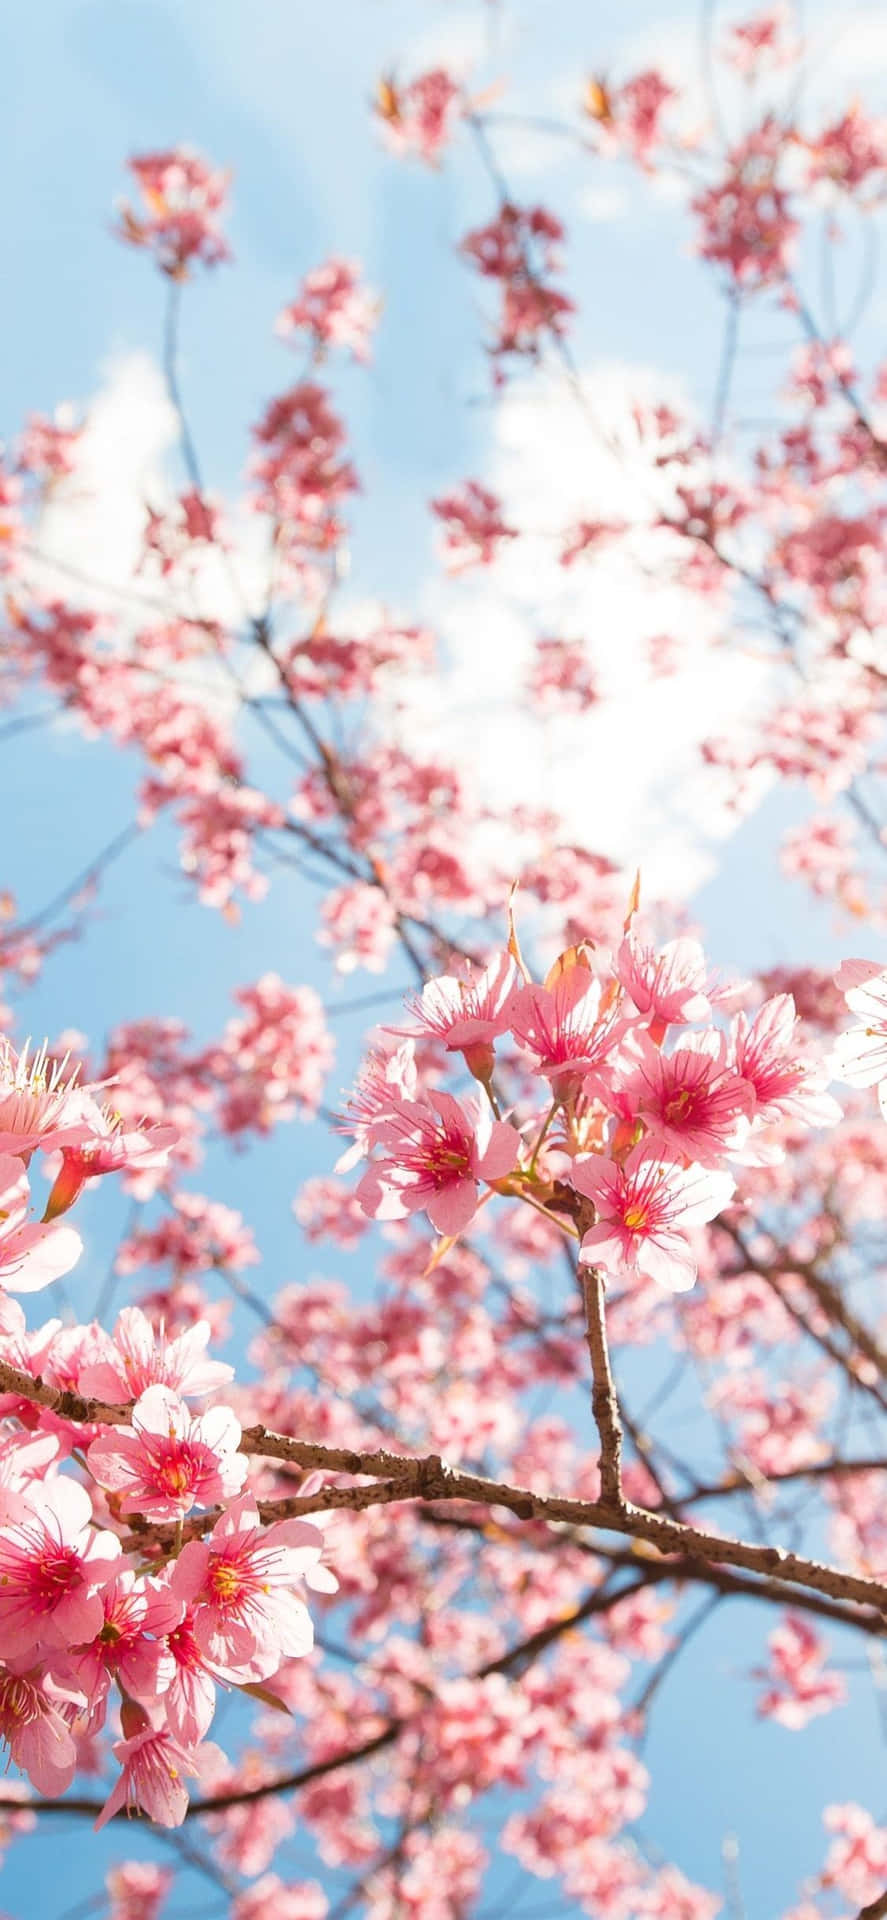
[30, 353, 177, 614]
[24, 353, 276, 711]
[802, 7, 887, 108]
[29, 352, 278, 626]
[392, 364, 771, 904]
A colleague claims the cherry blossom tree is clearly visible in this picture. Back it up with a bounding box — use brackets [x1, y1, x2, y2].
[4, 5, 887, 1918]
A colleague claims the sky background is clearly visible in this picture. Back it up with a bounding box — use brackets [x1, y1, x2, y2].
[3, 1, 887, 1915]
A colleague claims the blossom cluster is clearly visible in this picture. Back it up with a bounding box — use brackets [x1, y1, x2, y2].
[344, 929, 841, 1293]
[116, 149, 231, 277]
[0, 1036, 334, 1828]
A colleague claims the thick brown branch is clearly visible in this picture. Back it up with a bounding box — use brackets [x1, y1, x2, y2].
[418, 1510, 887, 1638]
[4, 1362, 887, 1622]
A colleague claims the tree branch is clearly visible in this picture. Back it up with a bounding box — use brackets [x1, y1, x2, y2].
[580, 1260, 624, 1505]
[4, 1360, 887, 1623]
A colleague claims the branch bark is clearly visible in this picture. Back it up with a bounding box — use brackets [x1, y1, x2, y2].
[4, 1361, 887, 1626]
[580, 1260, 623, 1505]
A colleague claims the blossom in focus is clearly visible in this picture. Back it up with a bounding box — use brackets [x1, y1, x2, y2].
[95, 1721, 210, 1828]
[571, 1145, 735, 1290]
[356, 1091, 520, 1235]
[615, 935, 711, 1031]
[54, 1567, 183, 1721]
[0, 1660, 84, 1796]
[43, 1117, 178, 1219]
[336, 1038, 419, 1171]
[731, 994, 842, 1131]
[0, 1038, 100, 1157]
[0, 1477, 121, 1658]
[509, 965, 623, 1099]
[618, 1032, 753, 1165]
[78, 1306, 234, 1404]
[397, 951, 520, 1080]
[86, 1384, 248, 1521]
[170, 1494, 335, 1681]
[0, 1155, 82, 1293]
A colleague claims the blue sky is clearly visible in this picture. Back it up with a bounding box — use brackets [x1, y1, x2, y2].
[2, 1, 887, 1915]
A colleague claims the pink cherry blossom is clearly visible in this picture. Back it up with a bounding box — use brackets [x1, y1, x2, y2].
[18, 407, 80, 481]
[615, 935, 711, 1030]
[820, 1803, 887, 1908]
[571, 1146, 735, 1290]
[86, 1385, 247, 1521]
[336, 1038, 419, 1170]
[0, 1039, 100, 1157]
[618, 1031, 753, 1164]
[114, 1191, 259, 1279]
[233, 1877, 328, 1920]
[53, 1567, 181, 1722]
[377, 68, 462, 165]
[170, 1495, 333, 1681]
[106, 1862, 173, 1920]
[397, 950, 519, 1080]
[461, 204, 574, 359]
[509, 966, 624, 1097]
[431, 481, 517, 571]
[692, 119, 798, 288]
[731, 994, 842, 1131]
[356, 1091, 520, 1235]
[7, 48, 887, 1913]
[117, 148, 230, 276]
[0, 1477, 121, 1658]
[78, 1306, 234, 1403]
[589, 70, 676, 164]
[0, 1155, 82, 1293]
[725, 6, 794, 78]
[151, 1596, 222, 1745]
[756, 1614, 846, 1730]
[318, 881, 397, 975]
[276, 258, 378, 364]
[527, 637, 599, 712]
[250, 383, 357, 570]
[0, 1660, 83, 1796]
[95, 1722, 209, 1829]
[43, 1118, 178, 1219]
